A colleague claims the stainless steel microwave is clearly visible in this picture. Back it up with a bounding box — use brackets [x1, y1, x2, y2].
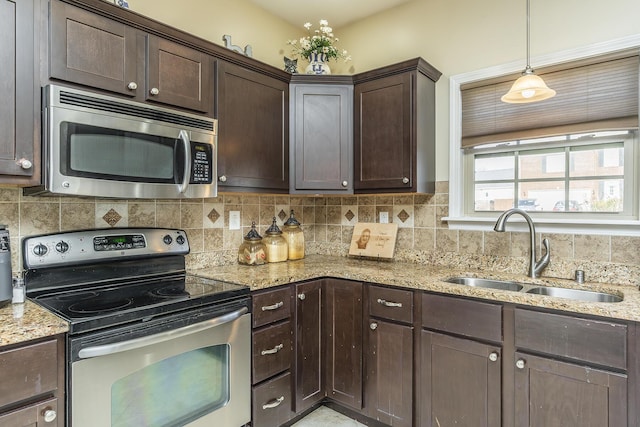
[25, 85, 217, 199]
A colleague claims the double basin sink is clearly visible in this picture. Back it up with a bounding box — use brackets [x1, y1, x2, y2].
[445, 277, 623, 303]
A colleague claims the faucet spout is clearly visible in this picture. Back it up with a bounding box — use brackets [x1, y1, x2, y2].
[493, 208, 550, 278]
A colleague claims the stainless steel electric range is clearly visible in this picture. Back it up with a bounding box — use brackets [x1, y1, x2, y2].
[23, 228, 251, 427]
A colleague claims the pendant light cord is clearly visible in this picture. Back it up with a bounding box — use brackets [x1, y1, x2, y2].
[526, 0, 531, 69]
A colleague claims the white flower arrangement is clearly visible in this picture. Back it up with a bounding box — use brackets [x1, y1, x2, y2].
[287, 19, 351, 62]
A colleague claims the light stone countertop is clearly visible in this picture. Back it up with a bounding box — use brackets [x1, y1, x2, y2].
[192, 254, 640, 323]
[0, 301, 69, 347]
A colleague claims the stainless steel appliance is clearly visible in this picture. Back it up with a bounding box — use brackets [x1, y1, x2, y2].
[25, 85, 217, 199]
[23, 228, 250, 427]
[0, 225, 11, 306]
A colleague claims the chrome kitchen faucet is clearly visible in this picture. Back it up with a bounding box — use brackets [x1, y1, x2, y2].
[494, 208, 550, 278]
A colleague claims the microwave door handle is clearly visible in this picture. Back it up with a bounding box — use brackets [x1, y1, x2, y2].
[77, 306, 248, 359]
[178, 130, 191, 194]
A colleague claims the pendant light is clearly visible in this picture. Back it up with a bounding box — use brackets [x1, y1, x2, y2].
[501, 0, 556, 103]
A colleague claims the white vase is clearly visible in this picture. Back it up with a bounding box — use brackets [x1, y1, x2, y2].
[305, 52, 331, 75]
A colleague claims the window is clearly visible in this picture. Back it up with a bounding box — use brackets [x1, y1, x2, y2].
[448, 41, 640, 234]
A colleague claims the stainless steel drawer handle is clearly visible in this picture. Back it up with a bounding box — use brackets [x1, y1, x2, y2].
[261, 343, 284, 356]
[377, 298, 402, 308]
[262, 396, 285, 410]
[261, 301, 284, 311]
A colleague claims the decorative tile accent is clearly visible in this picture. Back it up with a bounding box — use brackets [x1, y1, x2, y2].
[345, 210, 355, 222]
[204, 202, 225, 228]
[102, 208, 122, 227]
[393, 205, 414, 228]
[277, 208, 288, 222]
[207, 208, 221, 224]
[397, 209, 410, 223]
[341, 206, 358, 226]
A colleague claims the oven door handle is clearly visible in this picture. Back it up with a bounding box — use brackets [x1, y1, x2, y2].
[77, 306, 248, 359]
[178, 129, 191, 194]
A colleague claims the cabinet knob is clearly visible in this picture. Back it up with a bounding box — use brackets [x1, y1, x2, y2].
[341, 180, 348, 187]
[515, 359, 526, 369]
[18, 158, 32, 170]
[402, 177, 410, 184]
[150, 87, 160, 96]
[370, 322, 378, 330]
[488, 352, 499, 362]
[298, 293, 305, 300]
[42, 408, 57, 423]
[127, 82, 138, 90]
[218, 175, 227, 182]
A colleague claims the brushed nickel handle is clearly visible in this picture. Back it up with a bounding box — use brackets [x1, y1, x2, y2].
[370, 322, 378, 330]
[127, 82, 138, 90]
[218, 175, 227, 182]
[516, 359, 526, 369]
[262, 396, 285, 410]
[42, 408, 57, 423]
[18, 158, 32, 169]
[298, 293, 305, 300]
[150, 87, 160, 96]
[261, 343, 284, 356]
[402, 177, 410, 184]
[261, 301, 283, 311]
[488, 352, 499, 362]
[377, 298, 402, 308]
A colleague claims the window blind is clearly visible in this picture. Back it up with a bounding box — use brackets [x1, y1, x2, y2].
[461, 50, 639, 148]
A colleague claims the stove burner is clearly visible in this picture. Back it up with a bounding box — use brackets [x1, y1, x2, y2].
[151, 285, 190, 299]
[55, 291, 99, 302]
[69, 298, 134, 314]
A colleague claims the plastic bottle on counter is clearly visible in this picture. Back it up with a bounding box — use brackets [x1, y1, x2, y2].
[263, 217, 288, 263]
[282, 210, 305, 260]
[12, 276, 25, 304]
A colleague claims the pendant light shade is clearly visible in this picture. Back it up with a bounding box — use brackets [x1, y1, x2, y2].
[501, 0, 555, 104]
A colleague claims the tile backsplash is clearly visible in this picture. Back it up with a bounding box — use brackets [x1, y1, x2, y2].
[3, 183, 640, 286]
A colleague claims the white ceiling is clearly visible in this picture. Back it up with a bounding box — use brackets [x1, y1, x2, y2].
[248, 0, 414, 29]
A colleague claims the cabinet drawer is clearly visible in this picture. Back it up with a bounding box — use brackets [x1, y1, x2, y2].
[422, 293, 502, 343]
[252, 372, 293, 427]
[369, 285, 413, 324]
[252, 287, 292, 328]
[253, 321, 292, 384]
[514, 308, 627, 369]
[0, 339, 58, 409]
[0, 397, 60, 426]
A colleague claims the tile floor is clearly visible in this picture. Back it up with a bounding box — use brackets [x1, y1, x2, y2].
[291, 406, 366, 427]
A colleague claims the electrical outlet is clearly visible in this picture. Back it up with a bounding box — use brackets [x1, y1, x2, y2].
[229, 211, 241, 230]
[379, 212, 389, 224]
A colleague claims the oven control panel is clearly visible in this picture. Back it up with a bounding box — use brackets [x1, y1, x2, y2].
[23, 228, 190, 268]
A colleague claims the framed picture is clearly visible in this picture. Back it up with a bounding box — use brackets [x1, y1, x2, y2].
[348, 222, 398, 259]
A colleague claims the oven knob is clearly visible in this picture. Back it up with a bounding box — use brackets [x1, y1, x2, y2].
[55, 241, 69, 253]
[163, 235, 173, 245]
[176, 235, 185, 245]
[33, 243, 48, 256]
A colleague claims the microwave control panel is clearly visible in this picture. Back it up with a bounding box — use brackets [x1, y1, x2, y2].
[191, 142, 212, 183]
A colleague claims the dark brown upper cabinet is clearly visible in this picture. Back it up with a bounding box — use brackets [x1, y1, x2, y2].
[216, 61, 289, 193]
[0, 0, 39, 184]
[289, 76, 353, 194]
[354, 58, 441, 193]
[49, 0, 213, 114]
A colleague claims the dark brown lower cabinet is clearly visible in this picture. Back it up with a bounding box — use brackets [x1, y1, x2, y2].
[420, 331, 501, 427]
[514, 351, 627, 427]
[325, 279, 363, 410]
[0, 398, 60, 427]
[294, 280, 324, 412]
[365, 319, 413, 427]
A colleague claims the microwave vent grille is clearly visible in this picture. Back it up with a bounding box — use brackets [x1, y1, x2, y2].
[59, 91, 215, 132]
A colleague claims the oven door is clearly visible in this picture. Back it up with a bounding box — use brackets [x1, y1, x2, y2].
[69, 302, 250, 427]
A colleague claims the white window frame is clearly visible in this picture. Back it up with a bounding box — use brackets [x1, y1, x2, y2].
[447, 34, 640, 236]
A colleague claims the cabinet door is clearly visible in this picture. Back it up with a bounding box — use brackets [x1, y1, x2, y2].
[293, 280, 323, 412]
[420, 331, 501, 427]
[366, 319, 413, 427]
[291, 84, 353, 193]
[217, 61, 289, 192]
[252, 372, 293, 427]
[146, 35, 213, 113]
[0, 398, 60, 427]
[354, 72, 412, 192]
[325, 279, 363, 410]
[514, 352, 627, 427]
[50, 0, 138, 97]
[0, 0, 38, 183]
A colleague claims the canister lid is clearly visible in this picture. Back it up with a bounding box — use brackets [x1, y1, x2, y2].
[265, 217, 283, 235]
[284, 210, 301, 227]
[243, 222, 263, 241]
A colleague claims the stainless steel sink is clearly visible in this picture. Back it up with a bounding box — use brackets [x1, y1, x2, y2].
[525, 286, 622, 303]
[445, 277, 524, 292]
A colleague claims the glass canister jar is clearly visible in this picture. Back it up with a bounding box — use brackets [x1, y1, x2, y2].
[282, 210, 305, 260]
[238, 222, 267, 266]
[263, 217, 288, 263]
